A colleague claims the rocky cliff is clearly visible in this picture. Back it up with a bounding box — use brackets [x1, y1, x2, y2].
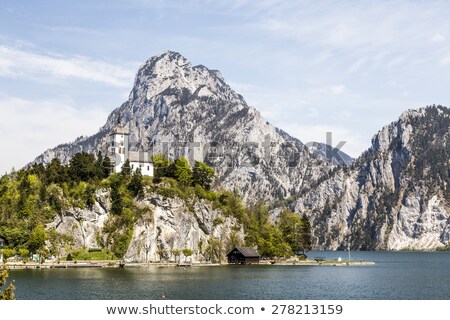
[291, 106, 450, 250]
[47, 189, 243, 262]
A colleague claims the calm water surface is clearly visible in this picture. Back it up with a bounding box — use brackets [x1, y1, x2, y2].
[10, 251, 450, 300]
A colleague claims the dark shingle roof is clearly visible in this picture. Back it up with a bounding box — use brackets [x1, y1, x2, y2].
[232, 247, 260, 257]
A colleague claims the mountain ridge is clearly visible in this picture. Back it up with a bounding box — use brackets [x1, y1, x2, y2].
[31, 51, 342, 202]
[290, 105, 450, 250]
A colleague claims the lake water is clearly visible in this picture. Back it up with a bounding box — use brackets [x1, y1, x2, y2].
[9, 251, 450, 300]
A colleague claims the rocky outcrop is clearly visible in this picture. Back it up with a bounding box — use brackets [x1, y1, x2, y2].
[48, 189, 243, 262]
[291, 106, 450, 250]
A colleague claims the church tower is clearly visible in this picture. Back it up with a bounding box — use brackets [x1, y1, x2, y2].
[109, 125, 129, 173]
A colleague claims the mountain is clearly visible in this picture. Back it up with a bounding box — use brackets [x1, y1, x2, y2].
[308, 142, 353, 167]
[290, 106, 450, 250]
[32, 51, 333, 202]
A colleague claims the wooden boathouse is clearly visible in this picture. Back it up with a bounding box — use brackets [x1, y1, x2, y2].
[227, 247, 260, 265]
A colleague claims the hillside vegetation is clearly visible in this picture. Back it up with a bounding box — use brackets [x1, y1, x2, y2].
[0, 153, 311, 261]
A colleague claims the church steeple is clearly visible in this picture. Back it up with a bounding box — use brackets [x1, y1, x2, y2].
[109, 123, 129, 173]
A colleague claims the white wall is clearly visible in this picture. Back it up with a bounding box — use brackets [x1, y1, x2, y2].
[130, 162, 154, 176]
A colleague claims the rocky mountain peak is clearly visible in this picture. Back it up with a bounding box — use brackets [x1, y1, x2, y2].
[129, 51, 244, 107]
[32, 52, 331, 201]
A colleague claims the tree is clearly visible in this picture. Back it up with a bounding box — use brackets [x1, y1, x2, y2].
[94, 152, 105, 180]
[299, 214, 312, 254]
[182, 248, 193, 262]
[128, 168, 144, 199]
[102, 156, 112, 178]
[18, 248, 30, 262]
[45, 158, 68, 184]
[278, 210, 302, 254]
[27, 225, 48, 254]
[121, 160, 132, 177]
[0, 267, 15, 300]
[171, 249, 181, 263]
[152, 155, 171, 181]
[192, 161, 216, 190]
[46, 184, 67, 213]
[205, 237, 222, 263]
[68, 152, 97, 182]
[174, 157, 192, 187]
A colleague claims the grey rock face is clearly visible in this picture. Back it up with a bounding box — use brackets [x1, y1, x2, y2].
[31, 51, 331, 202]
[48, 190, 243, 262]
[292, 106, 450, 250]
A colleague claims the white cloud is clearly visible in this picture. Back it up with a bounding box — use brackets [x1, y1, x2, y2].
[0, 94, 108, 173]
[440, 54, 450, 65]
[0, 45, 136, 88]
[330, 84, 346, 95]
[431, 33, 446, 43]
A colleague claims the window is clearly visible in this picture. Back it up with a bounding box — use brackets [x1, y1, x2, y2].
[147, 166, 150, 171]
[131, 164, 134, 169]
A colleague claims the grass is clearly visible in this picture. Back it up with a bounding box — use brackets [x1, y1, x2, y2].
[63, 249, 117, 261]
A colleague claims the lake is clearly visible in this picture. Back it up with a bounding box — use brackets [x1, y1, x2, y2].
[9, 251, 450, 300]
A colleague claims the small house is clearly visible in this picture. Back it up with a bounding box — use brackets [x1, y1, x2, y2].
[227, 247, 260, 265]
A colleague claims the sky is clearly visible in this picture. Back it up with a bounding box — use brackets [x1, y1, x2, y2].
[1, 0, 450, 173]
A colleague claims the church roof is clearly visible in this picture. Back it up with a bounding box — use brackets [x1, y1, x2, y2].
[129, 151, 152, 163]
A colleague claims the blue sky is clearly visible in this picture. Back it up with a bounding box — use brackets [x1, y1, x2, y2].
[1, 0, 450, 173]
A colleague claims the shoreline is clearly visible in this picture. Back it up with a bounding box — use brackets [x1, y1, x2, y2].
[3, 260, 375, 270]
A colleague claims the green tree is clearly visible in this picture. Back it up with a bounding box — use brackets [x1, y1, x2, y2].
[299, 214, 312, 254]
[18, 248, 30, 261]
[182, 248, 194, 262]
[152, 155, 171, 181]
[102, 156, 112, 178]
[278, 210, 302, 254]
[205, 237, 222, 263]
[68, 152, 97, 182]
[110, 175, 124, 215]
[171, 249, 181, 263]
[128, 168, 144, 199]
[121, 160, 132, 177]
[27, 225, 48, 254]
[0, 248, 16, 262]
[46, 184, 67, 213]
[94, 152, 105, 180]
[174, 157, 192, 187]
[192, 161, 216, 190]
[0, 268, 15, 300]
[45, 158, 68, 184]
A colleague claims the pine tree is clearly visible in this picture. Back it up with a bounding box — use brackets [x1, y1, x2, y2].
[299, 214, 312, 254]
[128, 168, 144, 199]
[192, 161, 216, 190]
[121, 159, 132, 177]
[102, 156, 112, 178]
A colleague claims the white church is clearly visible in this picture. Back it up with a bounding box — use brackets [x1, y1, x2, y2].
[109, 125, 154, 176]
